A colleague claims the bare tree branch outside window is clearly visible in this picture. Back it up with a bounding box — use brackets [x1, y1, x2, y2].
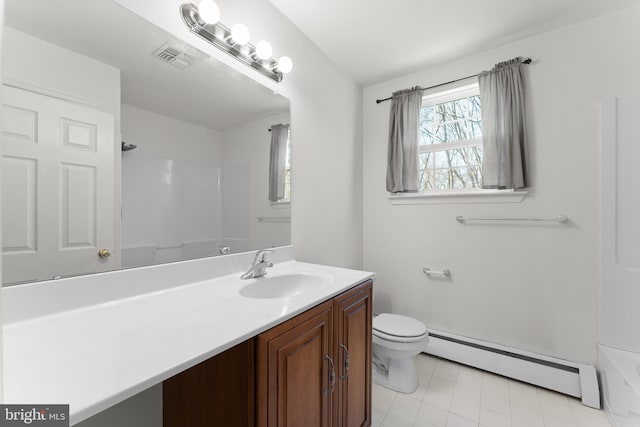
[418, 92, 483, 191]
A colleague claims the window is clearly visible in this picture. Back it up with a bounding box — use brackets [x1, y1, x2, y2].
[418, 84, 483, 191]
[269, 124, 291, 204]
[283, 130, 291, 201]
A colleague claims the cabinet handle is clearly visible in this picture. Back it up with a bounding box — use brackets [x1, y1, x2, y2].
[339, 344, 350, 380]
[324, 354, 336, 394]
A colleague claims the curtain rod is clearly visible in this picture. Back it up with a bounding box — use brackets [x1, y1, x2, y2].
[375, 58, 532, 104]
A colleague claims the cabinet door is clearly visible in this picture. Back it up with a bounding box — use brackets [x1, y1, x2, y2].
[257, 300, 334, 427]
[334, 280, 373, 427]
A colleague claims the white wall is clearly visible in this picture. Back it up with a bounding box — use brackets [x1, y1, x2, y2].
[222, 112, 291, 251]
[362, 7, 640, 365]
[112, 0, 363, 269]
[2, 28, 121, 118]
[121, 104, 222, 167]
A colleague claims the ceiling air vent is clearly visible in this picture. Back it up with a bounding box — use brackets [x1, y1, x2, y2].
[152, 43, 200, 69]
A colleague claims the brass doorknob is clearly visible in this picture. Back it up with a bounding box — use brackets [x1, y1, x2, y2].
[98, 248, 111, 258]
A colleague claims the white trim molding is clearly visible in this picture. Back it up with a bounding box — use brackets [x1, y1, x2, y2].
[425, 329, 600, 408]
[388, 189, 527, 205]
[3, 79, 105, 110]
[270, 200, 291, 208]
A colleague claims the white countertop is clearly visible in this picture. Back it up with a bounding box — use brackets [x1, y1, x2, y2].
[2, 247, 374, 425]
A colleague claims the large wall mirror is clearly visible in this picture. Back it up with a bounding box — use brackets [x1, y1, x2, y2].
[2, 0, 291, 286]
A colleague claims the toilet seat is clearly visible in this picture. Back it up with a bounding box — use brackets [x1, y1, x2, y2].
[373, 329, 427, 343]
[373, 313, 428, 343]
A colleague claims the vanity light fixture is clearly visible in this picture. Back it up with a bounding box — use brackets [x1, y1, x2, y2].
[180, 1, 293, 82]
[197, 0, 219, 24]
[255, 40, 273, 60]
[230, 23, 250, 45]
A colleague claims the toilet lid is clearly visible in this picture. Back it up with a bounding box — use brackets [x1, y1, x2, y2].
[373, 313, 427, 338]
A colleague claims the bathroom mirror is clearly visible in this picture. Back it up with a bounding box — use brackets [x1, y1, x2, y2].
[1, 0, 291, 285]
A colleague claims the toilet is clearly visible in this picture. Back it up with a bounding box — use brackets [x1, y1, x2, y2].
[372, 313, 429, 393]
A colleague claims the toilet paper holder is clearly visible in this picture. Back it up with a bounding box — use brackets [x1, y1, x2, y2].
[422, 268, 451, 278]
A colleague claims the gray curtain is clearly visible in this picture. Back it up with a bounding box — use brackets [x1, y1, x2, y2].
[478, 57, 529, 189]
[269, 124, 289, 202]
[386, 86, 423, 193]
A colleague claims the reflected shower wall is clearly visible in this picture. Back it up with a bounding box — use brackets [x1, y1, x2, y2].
[121, 153, 253, 267]
[121, 152, 227, 267]
[221, 163, 251, 255]
[119, 104, 289, 268]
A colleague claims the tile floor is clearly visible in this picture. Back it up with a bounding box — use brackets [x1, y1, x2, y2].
[372, 354, 611, 427]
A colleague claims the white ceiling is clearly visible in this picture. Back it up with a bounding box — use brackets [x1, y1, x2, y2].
[270, 0, 638, 86]
[4, 0, 289, 131]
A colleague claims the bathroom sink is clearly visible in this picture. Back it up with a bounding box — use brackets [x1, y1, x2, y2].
[239, 273, 326, 299]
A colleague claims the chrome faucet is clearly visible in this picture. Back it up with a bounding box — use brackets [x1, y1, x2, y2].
[241, 249, 274, 279]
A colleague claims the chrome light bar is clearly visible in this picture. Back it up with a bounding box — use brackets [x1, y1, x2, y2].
[180, 3, 284, 82]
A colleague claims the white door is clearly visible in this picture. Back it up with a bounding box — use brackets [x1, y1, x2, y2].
[2, 85, 117, 284]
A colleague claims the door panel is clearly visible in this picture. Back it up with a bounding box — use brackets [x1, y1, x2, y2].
[2, 85, 117, 283]
[2, 156, 37, 252]
[60, 163, 97, 248]
[257, 301, 333, 427]
[335, 281, 373, 427]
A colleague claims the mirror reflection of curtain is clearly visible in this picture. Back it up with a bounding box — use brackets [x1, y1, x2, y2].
[268, 124, 290, 202]
[478, 57, 529, 189]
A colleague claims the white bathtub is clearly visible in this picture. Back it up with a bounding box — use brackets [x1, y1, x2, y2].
[598, 345, 640, 427]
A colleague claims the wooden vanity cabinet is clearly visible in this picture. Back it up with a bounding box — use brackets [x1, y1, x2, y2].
[163, 280, 372, 427]
[256, 279, 372, 427]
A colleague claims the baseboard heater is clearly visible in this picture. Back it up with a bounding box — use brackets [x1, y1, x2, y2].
[424, 329, 600, 408]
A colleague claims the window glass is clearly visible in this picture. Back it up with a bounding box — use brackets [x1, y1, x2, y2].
[283, 129, 291, 201]
[418, 85, 483, 191]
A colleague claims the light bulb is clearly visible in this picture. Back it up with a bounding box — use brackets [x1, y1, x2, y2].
[231, 24, 250, 45]
[276, 56, 293, 74]
[198, 0, 220, 24]
[255, 40, 273, 60]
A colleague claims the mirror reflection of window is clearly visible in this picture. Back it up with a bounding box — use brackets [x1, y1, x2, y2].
[284, 128, 291, 201]
[269, 123, 291, 203]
